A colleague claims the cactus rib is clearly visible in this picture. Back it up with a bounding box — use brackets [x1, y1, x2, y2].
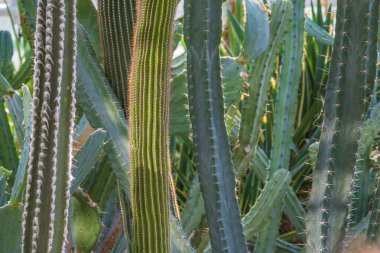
[233, 0, 293, 177]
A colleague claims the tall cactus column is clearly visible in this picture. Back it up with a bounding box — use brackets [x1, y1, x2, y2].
[306, 1, 379, 252]
[128, 0, 177, 252]
[22, 0, 77, 252]
[184, 0, 248, 252]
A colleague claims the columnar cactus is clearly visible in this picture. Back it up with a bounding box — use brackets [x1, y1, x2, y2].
[184, 0, 248, 252]
[22, 0, 77, 252]
[233, 0, 293, 177]
[98, 0, 135, 111]
[306, 1, 379, 252]
[128, 0, 177, 252]
[255, 1, 305, 251]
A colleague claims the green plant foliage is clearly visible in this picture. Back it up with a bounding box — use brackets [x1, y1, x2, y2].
[0, 0, 379, 252]
[72, 192, 102, 253]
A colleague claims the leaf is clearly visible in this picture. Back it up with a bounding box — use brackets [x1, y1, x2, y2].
[70, 129, 106, 194]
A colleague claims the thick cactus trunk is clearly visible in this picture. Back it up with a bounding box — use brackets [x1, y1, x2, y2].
[22, 0, 77, 252]
[128, 1, 177, 252]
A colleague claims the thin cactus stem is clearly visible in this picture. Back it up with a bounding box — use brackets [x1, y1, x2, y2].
[184, 0, 248, 252]
[306, 1, 379, 252]
[255, 1, 305, 251]
[128, 0, 178, 252]
[22, 0, 77, 252]
[233, 0, 293, 177]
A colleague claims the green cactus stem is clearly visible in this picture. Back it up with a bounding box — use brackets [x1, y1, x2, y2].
[98, 0, 135, 111]
[306, 1, 379, 252]
[255, 1, 305, 250]
[233, 0, 293, 177]
[22, 0, 77, 252]
[184, 0, 248, 252]
[128, 0, 178, 252]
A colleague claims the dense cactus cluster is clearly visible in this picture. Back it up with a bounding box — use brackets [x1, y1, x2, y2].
[0, 0, 380, 252]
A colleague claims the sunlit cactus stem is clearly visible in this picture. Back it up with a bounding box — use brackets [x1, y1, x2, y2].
[22, 0, 77, 252]
[128, 0, 178, 252]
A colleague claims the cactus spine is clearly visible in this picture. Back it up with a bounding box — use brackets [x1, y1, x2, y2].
[22, 0, 77, 252]
[184, 0, 248, 252]
[128, 0, 177, 252]
[306, 1, 379, 252]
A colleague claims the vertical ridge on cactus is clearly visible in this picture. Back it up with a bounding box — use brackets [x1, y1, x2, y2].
[22, 0, 77, 252]
[128, 0, 177, 252]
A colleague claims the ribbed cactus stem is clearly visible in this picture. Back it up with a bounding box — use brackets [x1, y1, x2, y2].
[22, 0, 77, 252]
[233, 0, 292, 177]
[128, 0, 177, 252]
[184, 0, 248, 252]
[255, 1, 304, 250]
[306, 0, 379, 252]
[98, 0, 135, 111]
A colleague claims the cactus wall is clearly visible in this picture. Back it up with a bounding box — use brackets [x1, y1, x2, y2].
[0, 0, 379, 252]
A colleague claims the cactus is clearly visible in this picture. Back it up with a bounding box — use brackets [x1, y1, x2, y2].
[363, 105, 380, 241]
[22, 0, 77, 252]
[0, 30, 14, 80]
[255, 1, 305, 250]
[128, 0, 177, 252]
[243, 169, 291, 239]
[184, 0, 248, 252]
[242, 0, 269, 62]
[306, 1, 379, 252]
[98, 0, 135, 111]
[233, 0, 293, 177]
[76, 25, 130, 197]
